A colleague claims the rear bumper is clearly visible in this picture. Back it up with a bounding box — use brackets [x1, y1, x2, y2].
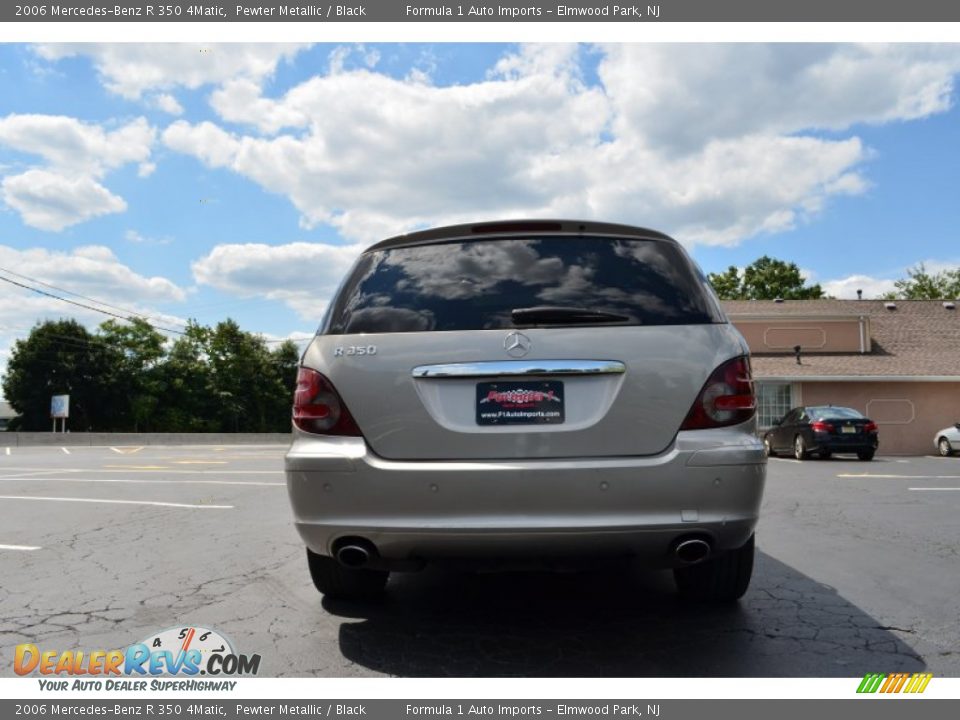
[811, 433, 879, 453]
[285, 426, 766, 569]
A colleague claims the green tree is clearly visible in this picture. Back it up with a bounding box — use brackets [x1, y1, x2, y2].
[707, 266, 743, 300]
[3, 317, 301, 433]
[154, 322, 218, 432]
[708, 256, 824, 300]
[267, 340, 301, 431]
[97, 318, 167, 431]
[204, 320, 298, 432]
[2, 320, 112, 431]
[884, 264, 960, 300]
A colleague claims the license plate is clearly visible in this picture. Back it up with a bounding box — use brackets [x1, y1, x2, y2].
[841, 425, 857, 434]
[476, 381, 564, 426]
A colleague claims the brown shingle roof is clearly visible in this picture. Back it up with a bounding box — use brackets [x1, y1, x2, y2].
[721, 299, 960, 378]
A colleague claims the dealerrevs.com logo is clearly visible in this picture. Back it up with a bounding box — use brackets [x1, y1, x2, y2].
[15, 626, 260, 691]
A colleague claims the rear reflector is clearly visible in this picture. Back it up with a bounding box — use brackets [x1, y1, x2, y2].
[680, 356, 756, 430]
[292, 367, 362, 436]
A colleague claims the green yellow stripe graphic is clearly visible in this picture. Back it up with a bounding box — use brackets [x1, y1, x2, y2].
[857, 672, 932, 694]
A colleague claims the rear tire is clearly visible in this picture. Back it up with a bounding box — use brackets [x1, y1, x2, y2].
[794, 435, 809, 460]
[857, 450, 875, 461]
[306, 548, 388, 601]
[674, 534, 755, 603]
[939, 437, 954, 457]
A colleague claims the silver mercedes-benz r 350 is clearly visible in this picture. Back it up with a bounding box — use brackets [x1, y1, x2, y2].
[285, 220, 766, 603]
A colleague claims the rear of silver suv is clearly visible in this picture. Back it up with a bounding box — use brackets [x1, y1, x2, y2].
[285, 220, 766, 603]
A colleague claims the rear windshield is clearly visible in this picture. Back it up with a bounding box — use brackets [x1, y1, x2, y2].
[324, 236, 721, 334]
[809, 407, 864, 420]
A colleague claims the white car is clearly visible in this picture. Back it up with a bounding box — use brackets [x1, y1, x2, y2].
[935, 423, 960, 456]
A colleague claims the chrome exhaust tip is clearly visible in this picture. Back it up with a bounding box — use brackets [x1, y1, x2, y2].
[335, 543, 374, 568]
[675, 538, 711, 564]
[336, 545, 370, 567]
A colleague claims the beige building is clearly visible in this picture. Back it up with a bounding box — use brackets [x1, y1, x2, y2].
[721, 299, 960, 456]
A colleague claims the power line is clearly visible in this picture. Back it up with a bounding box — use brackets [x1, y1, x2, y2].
[0, 266, 189, 331]
[0, 267, 312, 344]
[0, 274, 187, 336]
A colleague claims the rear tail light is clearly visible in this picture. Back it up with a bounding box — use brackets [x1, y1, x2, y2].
[864, 421, 878, 433]
[811, 421, 835, 433]
[680, 356, 756, 431]
[292, 367, 362, 436]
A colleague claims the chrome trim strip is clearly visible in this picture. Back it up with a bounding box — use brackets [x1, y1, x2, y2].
[411, 360, 626, 379]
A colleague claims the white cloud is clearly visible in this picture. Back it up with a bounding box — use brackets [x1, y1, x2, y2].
[0, 245, 187, 304]
[153, 93, 184, 115]
[167, 44, 609, 243]
[0, 115, 155, 231]
[822, 259, 960, 299]
[191, 242, 363, 319]
[164, 43, 960, 248]
[0, 115, 153, 176]
[32, 43, 310, 99]
[328, 44, 381, 75]
[912, 259, 960, 275]
[124, 229, 171, 245]
[822, 274, 899, 299]
[2, 171, 126, 232]
[163, 120, 239, 166]
[597, 44, 960, 154]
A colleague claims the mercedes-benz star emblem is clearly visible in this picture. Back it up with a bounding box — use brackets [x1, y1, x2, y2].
[503, 331, 531, 358]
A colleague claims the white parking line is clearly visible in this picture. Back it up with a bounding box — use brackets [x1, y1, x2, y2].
[909, 487, 960, 491]
[0, 476, 283, 487]
[0, 496, 233, 509]
[0, 544, 41, 551]
[838, 473, 960, 479]
[5, 448, 9, 456]
[61, 447, 70, 455]
[0, 466, 282, 475]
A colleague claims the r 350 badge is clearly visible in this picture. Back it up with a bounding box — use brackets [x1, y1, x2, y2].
[334, 345, 377, 357]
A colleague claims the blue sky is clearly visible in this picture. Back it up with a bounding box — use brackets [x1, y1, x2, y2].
[1, 42, 960, 379]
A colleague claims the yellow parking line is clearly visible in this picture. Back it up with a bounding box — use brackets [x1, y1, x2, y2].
[839, 473, 960, 479]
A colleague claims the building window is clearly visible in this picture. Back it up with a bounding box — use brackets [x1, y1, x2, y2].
[756, 383, 793, 429]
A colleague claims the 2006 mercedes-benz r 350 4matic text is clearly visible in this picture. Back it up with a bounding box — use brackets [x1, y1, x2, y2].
[285, 220, 766, 603]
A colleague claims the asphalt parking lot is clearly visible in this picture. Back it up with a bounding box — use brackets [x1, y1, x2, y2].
[1, 445, 958, 677]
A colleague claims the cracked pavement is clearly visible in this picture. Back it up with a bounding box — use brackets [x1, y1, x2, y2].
[0, 446, 958, 677]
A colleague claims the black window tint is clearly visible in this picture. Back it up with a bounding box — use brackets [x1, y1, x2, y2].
[326, 236, 721, 334]
[809, 406, 864, 420]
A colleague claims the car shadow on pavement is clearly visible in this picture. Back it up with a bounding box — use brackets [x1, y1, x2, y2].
[322, 551, 926, 677]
